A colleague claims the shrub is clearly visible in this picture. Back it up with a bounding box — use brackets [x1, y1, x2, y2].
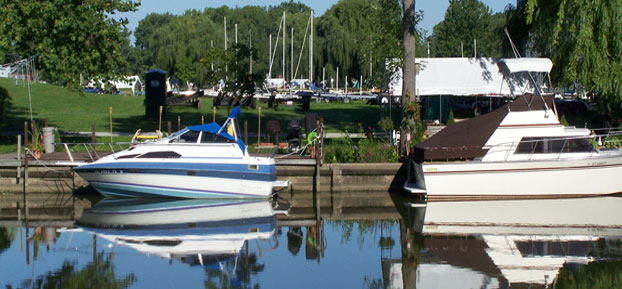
[559, 114, 569, 126]
[0, 86, 11, 126]
[446, 110, 455, 125]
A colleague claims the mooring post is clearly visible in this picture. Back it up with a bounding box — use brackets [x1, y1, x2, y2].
[23, 147, 28, 198]
[23, 121, 28, 148]
[177, 115, 181, 131]
[244, 120, 248, 146]
[17, 135, 21, 182]
[168, 121, 172, 136]
[257, 107, 262, 145]
[314, 118, 321, 224]
[213, 106, 216, 122]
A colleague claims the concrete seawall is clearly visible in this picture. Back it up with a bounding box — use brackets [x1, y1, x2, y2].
[0, 163, 406, 194]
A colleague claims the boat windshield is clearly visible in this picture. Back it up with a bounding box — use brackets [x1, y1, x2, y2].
[169, 129, 200, 143]
[515, 137, 594, 154]
[200, 131, 236, 143]
[169, 128, 189, 140]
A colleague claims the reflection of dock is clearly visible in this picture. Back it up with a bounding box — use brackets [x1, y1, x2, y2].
[0, 193, 91, 227]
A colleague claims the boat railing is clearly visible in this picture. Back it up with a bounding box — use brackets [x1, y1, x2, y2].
[54, 141, 132, 163]
[485, 129, 622, 162]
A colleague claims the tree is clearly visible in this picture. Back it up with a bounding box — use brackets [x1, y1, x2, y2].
[525, 0, 622, 119]
[430, 0, 501, 58]
[0, 0, 140, 89]
[401, 0, 417, 155]
[0, 86, 11, 128]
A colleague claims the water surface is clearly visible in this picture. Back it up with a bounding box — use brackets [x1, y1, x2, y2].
[1, 193, 622, 288]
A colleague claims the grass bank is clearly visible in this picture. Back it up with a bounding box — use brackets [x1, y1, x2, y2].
[0, 78, 399, 152]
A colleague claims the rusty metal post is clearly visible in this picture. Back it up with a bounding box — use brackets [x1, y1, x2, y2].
[23, 121, 29, 148]
[244, 120, 248, 146]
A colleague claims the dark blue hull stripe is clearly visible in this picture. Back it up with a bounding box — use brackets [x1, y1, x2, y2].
[76, 161, 276, 175]
[77, 168, 276, 182]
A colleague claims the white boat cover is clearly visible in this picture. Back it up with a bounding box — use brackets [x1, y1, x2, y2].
[498, 58, 553, 74]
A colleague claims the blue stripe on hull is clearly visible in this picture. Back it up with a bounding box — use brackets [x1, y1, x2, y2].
[91, 181, 271, 199]
[76, 161, 276, 175]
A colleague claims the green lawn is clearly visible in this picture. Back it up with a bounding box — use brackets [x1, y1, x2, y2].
[0, 78, 398, 152]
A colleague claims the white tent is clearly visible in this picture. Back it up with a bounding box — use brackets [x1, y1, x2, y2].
[388, 57, 553, 97]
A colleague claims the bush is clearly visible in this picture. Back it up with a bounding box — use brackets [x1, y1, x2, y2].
[0, 85, 11, 126]
[446, 110, 455, 125]
[559, 114, 569, 126]
[324, 128, 399, 163]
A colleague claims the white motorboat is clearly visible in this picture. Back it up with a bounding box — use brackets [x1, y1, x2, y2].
[74, 107, 289, 198]
[405, 58, 622, 199]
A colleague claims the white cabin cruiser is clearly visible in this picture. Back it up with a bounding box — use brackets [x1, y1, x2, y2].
[405, 58, 622, 199]
[75, 107, 289, 198]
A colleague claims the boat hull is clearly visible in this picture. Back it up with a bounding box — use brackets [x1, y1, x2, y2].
[75, 159, 282, 199]
[412, 155, 622, 199]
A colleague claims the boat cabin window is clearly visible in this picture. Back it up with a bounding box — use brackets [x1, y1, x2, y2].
[200, 131, 235, 143]
[515, 137, 594, 154]
[137, 151, 182, 159]
[169, 130, 200, 143]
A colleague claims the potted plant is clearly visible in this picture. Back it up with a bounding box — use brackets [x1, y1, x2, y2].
[29, 121, 43, 159]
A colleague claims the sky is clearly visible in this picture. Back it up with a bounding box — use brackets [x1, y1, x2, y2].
[120, 0, 517, 40]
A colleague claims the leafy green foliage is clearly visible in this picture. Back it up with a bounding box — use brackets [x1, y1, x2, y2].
[554, 261, 622, 289]
[0, 0, 140, 89]
[446, 110, 455, 125]
[10, 253, 135, 289]
[0, 85, 11, 126]
[429, 0, 503, 57]
[559, 114, 569, 126]
[324, 126, 399, 163]
[524, 0, 622, 119]
[129, 0, 425, 90]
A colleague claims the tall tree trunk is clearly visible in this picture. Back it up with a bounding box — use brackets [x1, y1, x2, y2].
[401, 0, 417, 156]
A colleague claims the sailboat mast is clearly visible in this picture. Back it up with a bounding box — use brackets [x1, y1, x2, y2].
[309, 10, 313, 84]
[224, 16, 228, 79]
[283, 12, 286, 81]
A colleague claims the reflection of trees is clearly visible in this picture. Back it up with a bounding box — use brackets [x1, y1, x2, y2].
[554, 261, 622, 289]
[8, 253, 135, 289]
[362, 276, 384, 289]
[203, 243, 265, 289]
[0, 227, 16, 255]
[332, 220, 399, 247]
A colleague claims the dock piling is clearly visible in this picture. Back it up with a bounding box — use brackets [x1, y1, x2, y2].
[16, 135, 21, 182]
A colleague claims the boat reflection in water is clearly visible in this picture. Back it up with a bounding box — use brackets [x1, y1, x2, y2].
[390, 195, 622, 288]
[77, 197, 285, 282]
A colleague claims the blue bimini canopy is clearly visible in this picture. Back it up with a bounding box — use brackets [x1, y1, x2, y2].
[187, 122, 246, 154]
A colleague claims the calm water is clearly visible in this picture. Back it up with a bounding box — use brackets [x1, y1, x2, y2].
[2, 193, 622, 289]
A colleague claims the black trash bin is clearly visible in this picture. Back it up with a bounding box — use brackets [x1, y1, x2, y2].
[145, 69, 167, 120]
